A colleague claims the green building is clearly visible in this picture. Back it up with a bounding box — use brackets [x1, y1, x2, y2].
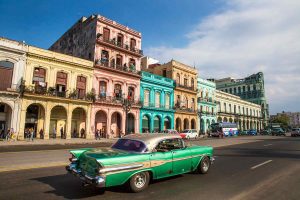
[212, 72, 269, 127]
[197, 78, 217, 134]
[140, 71, 175, 133]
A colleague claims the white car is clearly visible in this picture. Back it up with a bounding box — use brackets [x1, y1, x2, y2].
[180, 129, 198, 139]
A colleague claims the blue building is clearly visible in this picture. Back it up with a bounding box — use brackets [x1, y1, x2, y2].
[197, 78, 217, 134]
[140, 71, 175, 133]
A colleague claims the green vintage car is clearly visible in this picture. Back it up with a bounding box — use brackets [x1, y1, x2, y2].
[66, 133, 214, 192]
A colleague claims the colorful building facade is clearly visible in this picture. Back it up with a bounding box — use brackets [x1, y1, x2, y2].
[197, 78, 217, 134]
[146, 60, 198, 132]
[140, 71, 175, 133]
[19, 45, 94, 140]
[0, 37, 27, 136]
[49, 15, 143, 137]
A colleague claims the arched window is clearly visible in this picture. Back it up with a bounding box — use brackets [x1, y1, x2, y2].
[130, 38, 136, 50]
[191, 78, 194, 89]
[165, 93, 170, 109]
[116, 54, 123, 67]
[32, 67, 47, 94]
[99, 81, 107, 98]
[103, 28, 110, 42]
[56, 72, 68, 97]
[0, 60, 14, 91]
[117, 33, 123, 47]
[114, 84, 122, 99]
[128, 86, 135, 100]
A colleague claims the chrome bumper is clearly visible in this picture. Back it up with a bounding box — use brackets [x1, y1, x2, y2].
[210, 157, 215, 164]
[66, 164, 105, 187]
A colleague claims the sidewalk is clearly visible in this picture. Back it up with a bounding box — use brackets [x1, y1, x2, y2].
[0, 138, 117, 146]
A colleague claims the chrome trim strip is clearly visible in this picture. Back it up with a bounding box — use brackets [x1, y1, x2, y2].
[99, 164, 144, 173]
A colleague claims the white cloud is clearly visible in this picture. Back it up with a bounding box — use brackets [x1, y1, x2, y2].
[146, 0, 300, 114]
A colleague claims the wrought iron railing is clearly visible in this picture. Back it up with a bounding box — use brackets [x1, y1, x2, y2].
[97, 37, 143, 55]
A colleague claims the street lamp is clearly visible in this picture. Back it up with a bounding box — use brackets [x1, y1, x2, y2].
[122, 97, 132, 137]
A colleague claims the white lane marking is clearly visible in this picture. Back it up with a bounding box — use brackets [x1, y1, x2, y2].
[251, 160, 273, 170]
[263, 144, 273, 147]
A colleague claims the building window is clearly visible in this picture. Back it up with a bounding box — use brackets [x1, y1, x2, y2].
[114, 84, 122, 99]
[243, 86, 246, 92]
[234, 88, 237, 94]
[129, 58, 136, 71]
[103, 28, 110, 42]
[56, 72, 68, 97]
[191, 78, 194, 89]
[163, 70, 167, 77]
[225, 89, 228, 93]
[176, 73, 180, 84]
[116, 54, 123, 67]
[130, 38, 136, 50]
[99, 81, 107, 98]
[224, 103, 227, 112]
[253, 84, 256, 91]
[191, 98, 195, 110]
[0, 104, 5, 112]
[144, 90, 150, 106]
[117, 33, 123, 47]
[229, 88, 232, 93]
[248, 85, 251, 91]
[76, 76, 86, 99]
[101, 50, 109, 63]
[33, 67, 46, 84]
[234, 105, 236, 113]
[238, 106, 241, 114]
[184, 78, 188, 86]
[229, 104, 232, 113]
[128, 86, 135, 100]
[0, 60, 14, 91]
[155, 92, 161, 108]
[238, 87, 241, 93]
[165, 93, 170, 109]
[176, 95, 181, 106]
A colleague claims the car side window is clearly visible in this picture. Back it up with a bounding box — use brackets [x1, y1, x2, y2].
[155, 138, 184, 152]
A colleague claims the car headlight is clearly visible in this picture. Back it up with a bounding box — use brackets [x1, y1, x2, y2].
[69, 153, 78, 163]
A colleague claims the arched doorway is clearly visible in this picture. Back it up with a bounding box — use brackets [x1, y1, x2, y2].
[25, 104, 45, 139]
[183, 118, 189, 130]
[0, 103, 12, 135]
[127, 113, 135, 134]
[50, 106, 67, 139]
[191, 119, 196, 129]
[71, 108, 86, 138]
[176, 118, 182, 132]
[229, 118, 233, 123]
[95, 110, 107, 138]
[164, 116, 171, 130]
[142, 115, 150, 133]
[223, 117, 228, 122]
[153, 116, 161, 133]
[217, 117, 222, 122]
[111, 112, 122, 138]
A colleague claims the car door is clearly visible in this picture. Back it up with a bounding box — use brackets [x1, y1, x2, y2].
[171, 138, 192, 175]
[150, 140, 173, 179]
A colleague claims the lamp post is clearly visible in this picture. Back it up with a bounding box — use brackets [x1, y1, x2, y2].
[122, 97, 132, 137]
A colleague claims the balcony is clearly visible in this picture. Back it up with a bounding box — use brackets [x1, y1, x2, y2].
[22, 84, 93, 101]
[95, 60, 140, 76]
[142, 102, 173, 110]
[197, 97, 217, 104]
[198, 110, 217, 116]
[96, 93, 141, 107]
[174, 103, 196, 113]
[96, 37, 143, 56]
[175, 82, 196, 92]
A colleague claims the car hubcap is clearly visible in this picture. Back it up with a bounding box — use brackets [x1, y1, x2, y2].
[203, 160, 209, 171]
[134, 173, 146, 188]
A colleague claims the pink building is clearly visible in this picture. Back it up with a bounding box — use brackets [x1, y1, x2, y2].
[50, 14, 143, 138]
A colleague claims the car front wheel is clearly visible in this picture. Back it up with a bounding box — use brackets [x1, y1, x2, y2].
[197, 156, 210, 174]
[129, 171, 150, 193]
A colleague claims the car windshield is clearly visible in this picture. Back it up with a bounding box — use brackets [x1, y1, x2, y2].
[292, 128, 299, 131]
[111, 139, 147, 153]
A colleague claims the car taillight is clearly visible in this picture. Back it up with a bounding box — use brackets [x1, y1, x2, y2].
[69, 154, 78, 162]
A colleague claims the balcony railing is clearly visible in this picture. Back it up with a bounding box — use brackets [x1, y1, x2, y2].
[197, 97, 217, 104]
[175, 82, 196, 91]
[198, 110, 217, 116]
[97, 37, 143, 56]
[142, 102, 173, 110]
[174, 104, 195, 113]
[95, 60, 140, 75]
[22, 85, 93, 101]
[96, 93, 141, 106]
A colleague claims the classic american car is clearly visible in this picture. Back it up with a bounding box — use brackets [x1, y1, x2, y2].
[66, 133, 214, 192]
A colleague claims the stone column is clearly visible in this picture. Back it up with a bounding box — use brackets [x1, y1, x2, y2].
[107, 110, 111, 138]
[150, 114, 154, 133]
[18, 108, 27, 140]
[66, 106, 72, 139]
[44, 105, 51, 140]
[86, 106, 92, 139]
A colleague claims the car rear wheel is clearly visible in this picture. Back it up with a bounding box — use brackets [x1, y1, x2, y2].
[197, 156, 210, 174]
[129, 171, 150, 193]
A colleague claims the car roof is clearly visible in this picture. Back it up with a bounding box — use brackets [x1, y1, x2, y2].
[122, 133, 181, 151]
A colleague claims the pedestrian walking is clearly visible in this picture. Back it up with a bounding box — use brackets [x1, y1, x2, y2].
[60, 127, 64, 139]
[6, 128, 11, 141]
[0, 129, 4, 139]
[39, 129, 44, 139]
[95, 129, 100, 140]
[80, 128, 85, 138]
[53, 127, 56, 139]
[30, 128, 34, 141]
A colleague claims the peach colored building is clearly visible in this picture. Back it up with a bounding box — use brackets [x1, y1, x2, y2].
[50, 14, 143, 137]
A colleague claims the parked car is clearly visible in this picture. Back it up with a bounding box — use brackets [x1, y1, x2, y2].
[272, 128, 286, 136]
[291, 128, 300, 137]
[162, 129, 179, 134]
[260, 129, 271, 135]
[179, 129, 198, 139]
[239, 130, 248, 136]
[247, 129, 257, 136]
[66, 133, 214, 192]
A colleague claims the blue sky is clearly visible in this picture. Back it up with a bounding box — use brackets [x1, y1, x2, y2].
[1, 0, 300, 114]
[0, 0, 221, 49]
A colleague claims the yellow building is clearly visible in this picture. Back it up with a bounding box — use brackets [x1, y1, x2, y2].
[18, 46, 94, 140]
[147, 60, 198, 132]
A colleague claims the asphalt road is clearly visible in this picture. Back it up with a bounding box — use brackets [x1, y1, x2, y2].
[0, 137, 299, 200]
